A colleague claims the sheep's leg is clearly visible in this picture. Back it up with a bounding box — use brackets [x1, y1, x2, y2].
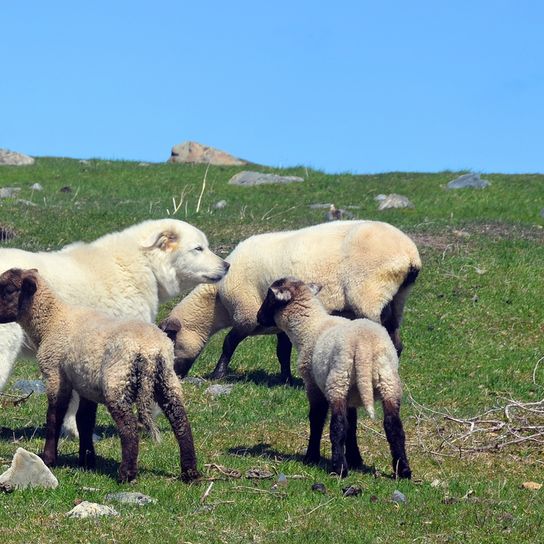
[155, 371, 200, 482]
[106, 400, 139, 482]
[329, 398, 349, 477]
[304, 387, 328, 465]
[276, 332, 293, 384]
[42, 376, 72, 467]
[345, 407, 364, 469]
[76, 397, 98, 469]
[210, 328, 247, 379]
[382, 398, 411, 479]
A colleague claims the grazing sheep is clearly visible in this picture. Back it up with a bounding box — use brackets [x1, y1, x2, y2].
[0, 218, 229, 436]
[161, 220, 420, 382]
[257, 277, 411, 479]
[0, 268, 198, 483]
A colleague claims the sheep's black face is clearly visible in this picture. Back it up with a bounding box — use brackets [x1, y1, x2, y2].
[0, 268, 37, 323]
[257, 288, 281, 328]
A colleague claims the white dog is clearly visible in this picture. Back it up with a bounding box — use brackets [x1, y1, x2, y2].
[0, 218, 229, 435]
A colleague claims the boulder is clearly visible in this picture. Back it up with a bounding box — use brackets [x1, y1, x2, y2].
[447, 173, 490, 189]
[0, 448, 58, 490]
[0, 187, 21, 199]
[168, 141, 246, 165]
[378, 194, 414, 210]
[66, 501, 119, 518]
[228, 171, 304, 186]
[0, 149, 35, 166]
[105, 492, 157, 505]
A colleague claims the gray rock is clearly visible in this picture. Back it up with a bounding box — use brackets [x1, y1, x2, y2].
[0, 448, 58, 490]
[205, 384, 234, 397]
[378, 194, 414, 210]
[213, 200, 227, 210]
[105, 492, 157, 506]
[374, 194, 387, 202]
[12, 379, 46, 395]
[79, 160, 90, 165]
[447, 173, 490, 189]
[30, 183, 43, 191]
[66, 501, 119, 518]
[0, 187, 21, 199]
[311, 482, 327, 494]
[540, 209, 544, 218]
[228, 171, 304, 186]
[0, 149, 35, 166]
[183, 376, 207, 386]
[392, 490, 406, 503]
[169, 141, 247, 165]
[17, 199, 37, 207]
[309, 203, 333, 209]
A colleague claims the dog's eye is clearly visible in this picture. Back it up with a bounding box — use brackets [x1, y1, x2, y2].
[194, 246, 204, 252]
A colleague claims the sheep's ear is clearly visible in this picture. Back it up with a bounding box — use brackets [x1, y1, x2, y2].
[143, 231, 180, 253]
[271, 286, 292, 302]
[159, 316, 181, 343]
[18, 276, 37, 314]
[307, 283, 322, 296]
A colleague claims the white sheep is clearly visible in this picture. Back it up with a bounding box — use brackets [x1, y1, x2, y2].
[0, 218, 229, 437]
[161, 220, 421, 382]
[0, 268, 198, 483]
[257, 276, 411, 479]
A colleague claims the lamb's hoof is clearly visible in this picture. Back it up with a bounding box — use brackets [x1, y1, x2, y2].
[346, 455, 364, 470]
[280, 374, 294, 386]
[41, 453, 57, 467]
[303, 454, 320, 466]
[395, 466, 412, 480]
[331, 461, 349, 478]
[181, 469, 201, 483]
[210, 366, 227, 380]
[118, 467, 138, 483]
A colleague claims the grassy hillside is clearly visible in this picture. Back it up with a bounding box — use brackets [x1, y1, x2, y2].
[0, 159, 543, 543]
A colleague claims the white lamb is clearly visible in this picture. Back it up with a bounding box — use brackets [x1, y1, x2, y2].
[0, 268, 198, 483]
[160, 220, 421, 382]
[257, 276, 411, 479]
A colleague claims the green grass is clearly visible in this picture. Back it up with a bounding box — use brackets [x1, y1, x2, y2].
[0, 159, 543, 543]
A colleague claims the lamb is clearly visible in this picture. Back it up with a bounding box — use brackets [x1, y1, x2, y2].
[257, 277, 411, 479]
[0, 268, 198, 483]
[0, 218, 229, 436]
[160, 220, 421, 382]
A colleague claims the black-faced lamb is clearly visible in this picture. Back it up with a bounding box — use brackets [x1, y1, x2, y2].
[257, 276, 411, 479]
[0, 268, 198, 483]
[160, 220, 420, 383]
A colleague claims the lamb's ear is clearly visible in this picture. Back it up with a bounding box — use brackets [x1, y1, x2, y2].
[18, 275, 37, 314]
[159, 316, 182, 343]
[307, 283, 322, 296]
[143, 231, 180, 253]
[271, 286, 292, 302]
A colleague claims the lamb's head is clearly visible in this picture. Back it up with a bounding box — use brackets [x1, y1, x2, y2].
[0, 268, 38, 324]
[257, 277, 322, 328]
[141, 219, 230, 301]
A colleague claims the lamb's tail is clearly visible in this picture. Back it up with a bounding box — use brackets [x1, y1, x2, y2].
[353, 340, 375, 419]
[134, 353, 161, 443]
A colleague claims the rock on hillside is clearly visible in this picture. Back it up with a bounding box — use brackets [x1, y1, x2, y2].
[168, 141, 247, 165]
[0, 149, 35, 166]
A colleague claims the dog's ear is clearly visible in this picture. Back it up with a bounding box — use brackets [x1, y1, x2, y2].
[159, 316, 182, 343]
[143, 230, 180, 253]
[307, 283, 322, 296]
[271, 285, 292, 303]
[18, 274, 37, 314]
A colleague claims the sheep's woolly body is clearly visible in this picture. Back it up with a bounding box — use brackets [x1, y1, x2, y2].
[167, 220, 420, 377]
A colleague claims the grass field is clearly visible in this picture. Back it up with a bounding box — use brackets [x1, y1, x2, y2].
[0, 159, 543, 543]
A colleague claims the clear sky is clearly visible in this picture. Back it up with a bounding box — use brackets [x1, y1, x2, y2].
[1, 1, 543, 173]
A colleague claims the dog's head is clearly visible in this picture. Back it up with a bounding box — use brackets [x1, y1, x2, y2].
[139, 219, 229, 300]
[0, 268, 39, 324]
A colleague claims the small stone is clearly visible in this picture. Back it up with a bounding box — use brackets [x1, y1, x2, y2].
[342, 485, 362, 497]
[0, 448, 58, 490]
[430, 479, 443, 488]
[30, 183, 43, 191]
[246, 468, 274, 480]
[374, 194, 387, 202]
[521, 481, 542, 491]
[213, 200, 227, 210]
[447, 173, 490, 189]
[276, 473, 288, 487]
[105, 492, 157, 505]
[183, 376, 207, 386]
[378, 194, 414, 210]
[205, 384, 234, 397]
[309, 203, 333, 209]
[66, 501, 119, 518]
[311, 482, 326, 494]
[0, 187, 21, 199]
[392, 490, 406, 503]
[471, 295, 479, 303]
[79, 160, 90, 165]
[228, 171, 304, 186]
[12, 379, 46, 395]
[81, 486, 101, 492]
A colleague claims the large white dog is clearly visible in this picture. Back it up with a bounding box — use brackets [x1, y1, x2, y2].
[0, 218, 229, 434]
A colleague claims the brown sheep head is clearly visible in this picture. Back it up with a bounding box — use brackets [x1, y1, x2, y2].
[0, 268, 38, 324]
[257, 277, 321, 328]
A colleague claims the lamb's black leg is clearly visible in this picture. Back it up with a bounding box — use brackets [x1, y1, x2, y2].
[345, 407, 364, 469]
[276, 332, 293, 384]
[383, 399, 411, 479]
[330, 399, 349, 477]
[76, 397, 98, 469]
[304, 387, 328, 465]
[156, 370, 199, 482]
[210, 328, 247, 379]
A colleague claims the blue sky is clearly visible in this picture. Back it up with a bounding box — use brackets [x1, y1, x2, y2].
[1, 1, 543, 173]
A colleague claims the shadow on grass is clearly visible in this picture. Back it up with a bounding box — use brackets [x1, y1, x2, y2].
[227, 442, 377, 477]
[202, 369, 304, 389]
